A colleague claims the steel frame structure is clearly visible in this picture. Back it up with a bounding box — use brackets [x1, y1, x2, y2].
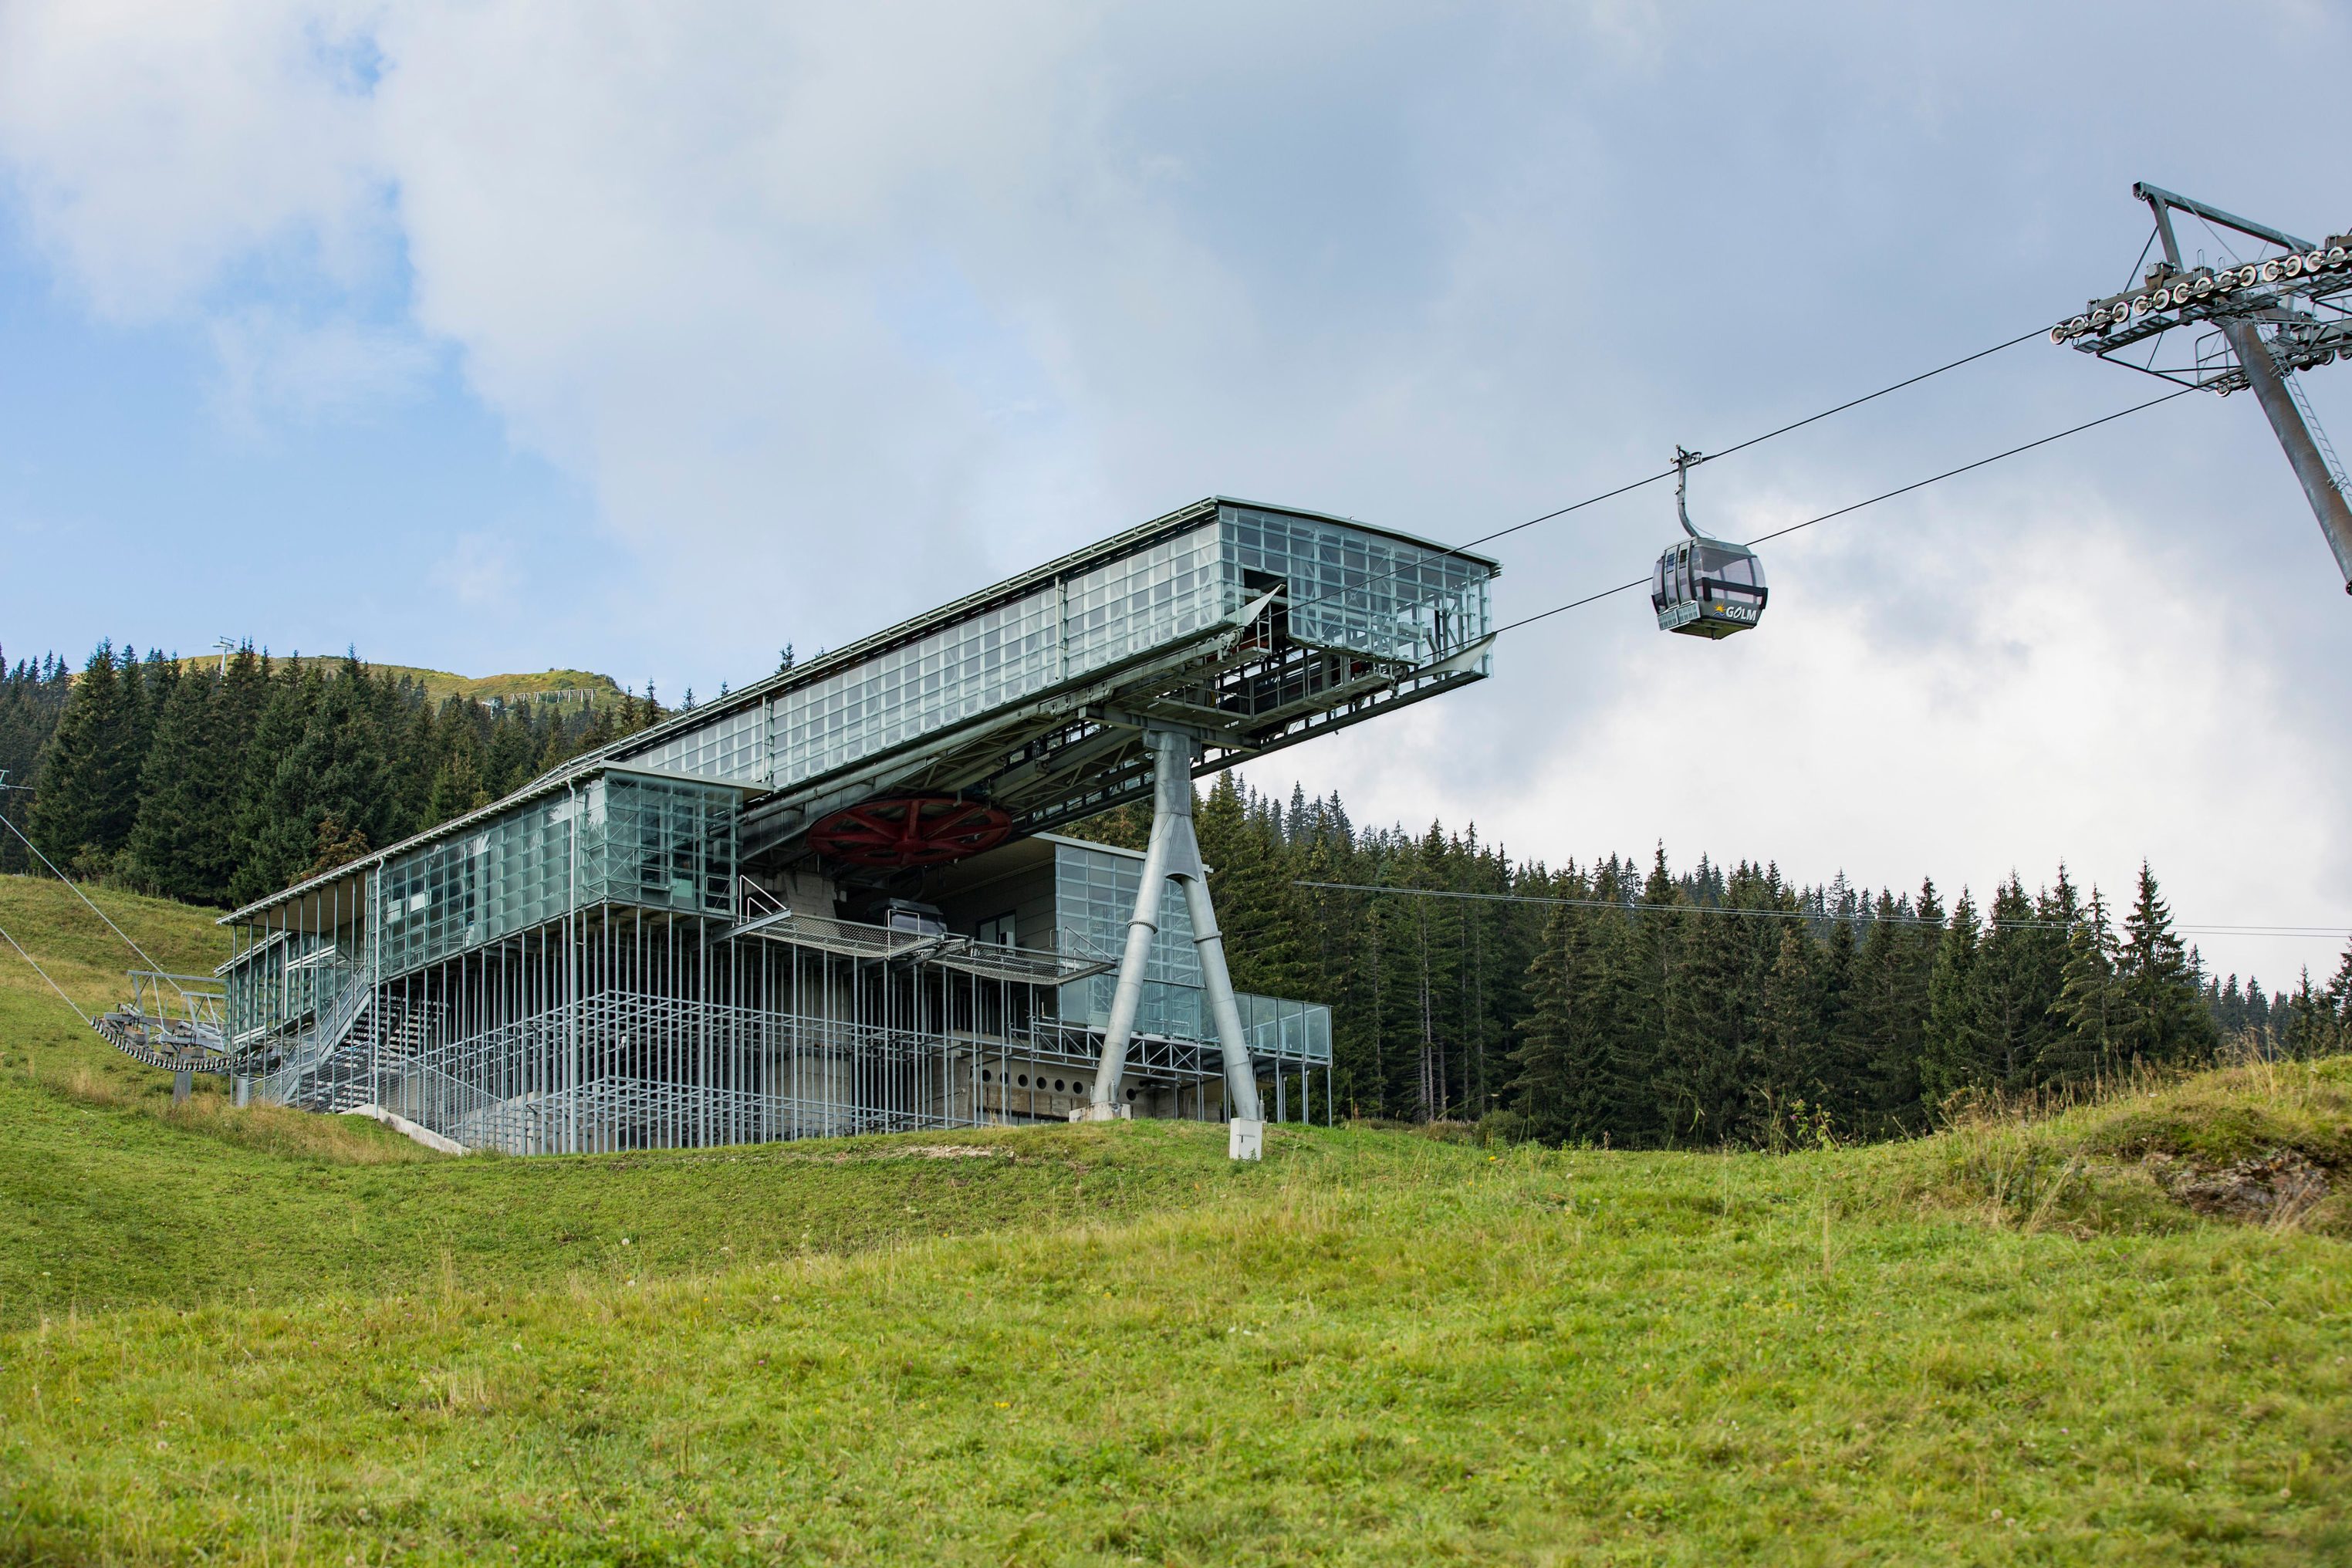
[229, 872, 1333, 1154]
[179, 498, 1471, 1154]
[2053, 182, 2352, 589]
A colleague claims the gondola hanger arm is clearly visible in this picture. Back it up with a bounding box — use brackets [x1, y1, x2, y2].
[1673, 445, 1705, 539]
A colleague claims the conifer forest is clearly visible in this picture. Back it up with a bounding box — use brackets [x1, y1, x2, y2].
[8, 639, 2348, 1149]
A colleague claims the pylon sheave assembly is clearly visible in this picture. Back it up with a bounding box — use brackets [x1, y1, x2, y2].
[2053, 182, 2352, 593]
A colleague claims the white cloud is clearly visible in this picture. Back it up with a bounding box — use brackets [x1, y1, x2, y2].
[208, 309, 434, 430]
[2, 0, 2348, 987]
[0, 0, 387, 319]
[432, 532, 515, 610]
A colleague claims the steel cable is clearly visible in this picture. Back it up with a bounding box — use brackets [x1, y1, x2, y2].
[1294, 880, 2348, 943]
[0, 916, 93, 1024]
[1485, 385, 2198, 640]
[1281, 323, 2054, 618]
[0, 810, 184, 993]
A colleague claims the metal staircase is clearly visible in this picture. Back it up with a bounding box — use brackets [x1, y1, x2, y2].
[251, 968, 377, 1107]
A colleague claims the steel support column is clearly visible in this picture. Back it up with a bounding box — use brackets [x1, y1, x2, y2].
[2216, 317, 2352, 590]
[1088, 728, 1265, 1156]
[2137, 184, 2352, 592]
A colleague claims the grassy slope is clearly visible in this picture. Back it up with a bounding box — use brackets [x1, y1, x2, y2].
[356, 664, 626, 708]
[155, 658, 627, 708]
[0, 877, 2347, 1565]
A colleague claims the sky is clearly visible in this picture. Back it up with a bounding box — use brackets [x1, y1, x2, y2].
[1, 0, 2347, 986]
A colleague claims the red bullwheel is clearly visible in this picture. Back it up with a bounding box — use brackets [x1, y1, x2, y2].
[806, 796, 1013, 868]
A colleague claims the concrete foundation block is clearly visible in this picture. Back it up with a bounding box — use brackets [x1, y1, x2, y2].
[1228, 1117, 1264, 1161]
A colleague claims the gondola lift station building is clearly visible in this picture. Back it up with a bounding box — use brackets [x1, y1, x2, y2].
[138, 498, 1496, 1160]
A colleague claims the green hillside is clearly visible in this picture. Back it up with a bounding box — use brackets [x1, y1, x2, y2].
[0, 875, 2346, 1564]
[163, 658, 631, 710]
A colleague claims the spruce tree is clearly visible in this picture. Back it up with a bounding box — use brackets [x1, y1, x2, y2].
[2246, 978, 2274, 1049]
[2058, 888, 2121, 1079]
[2210, 973, 2249, 1044]
[1841, 898, 1906, 1135]
[27, 641, 146, 872]
[427, 746, 492, 826]
[230, 663, 324, 903]
[0, 649, 73, 874]
[2114, 864, 2215, 1066]
[1658, 863, 1766, 1146]
[2327, 941, 2352, 1049]
[1918, 889, 1985, 1107]
[482, 704, 546, 797]
[1813, 911, 1871, 1133]
[306, 812, 373, 877]
[1195, 774, 1314, 1005]
[1969, 875, 2053, 1093]
[1760, 922, 1829, 1136]
[2277, 969, 2330, 1059]
[1509, 884, 1614, 1144]
[1404, 823, 1464, 1119]
[127, 663, 245, 904]
[2019, 867, 2083, 1084]
[1841, 884, 1938, 1134]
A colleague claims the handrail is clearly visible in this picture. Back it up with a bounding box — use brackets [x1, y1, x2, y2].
[258, 971, 376, 1087]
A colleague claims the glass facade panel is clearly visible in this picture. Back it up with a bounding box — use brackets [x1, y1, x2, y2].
[1050, 840, 1328, 1059]
[1060, 525, 1229, 678]
[771, 583, 1063, 789]
[1054, 840, 1204, 1040]
[635, 705, 767, 785]
[621, 506, 1492, 792]
[223, 928, 358, 1043]
[1222, 505, 1491, 665]
[1231, 991, 1334, 1063]
[373, 775, 738, 981]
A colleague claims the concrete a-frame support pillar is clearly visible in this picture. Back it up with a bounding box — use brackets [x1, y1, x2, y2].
[1087, 730, 1266, 1158]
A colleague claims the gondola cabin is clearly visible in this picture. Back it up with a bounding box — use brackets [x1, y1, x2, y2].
[1652, 538, 1767, 639]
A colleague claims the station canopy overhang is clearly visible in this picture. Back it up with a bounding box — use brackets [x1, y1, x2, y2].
[225, 496, 1499, 925]
[617, 496, 1499, 871]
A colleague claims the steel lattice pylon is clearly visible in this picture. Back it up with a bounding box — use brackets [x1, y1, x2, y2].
[2052, 182, 2352, 592]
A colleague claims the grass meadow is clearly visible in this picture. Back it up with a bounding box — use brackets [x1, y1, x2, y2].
[0, 873, 2345, 1565]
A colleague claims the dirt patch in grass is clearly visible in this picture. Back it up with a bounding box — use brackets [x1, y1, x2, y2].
[2147, 1149, 2332, 1228]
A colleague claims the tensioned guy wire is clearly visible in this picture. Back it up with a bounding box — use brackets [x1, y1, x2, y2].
[1294, 880, 2350, 943]
[1281, 323, 2056, 617]
[1483, 384, 2199, 640]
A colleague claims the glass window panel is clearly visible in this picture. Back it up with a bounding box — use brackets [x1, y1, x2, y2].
[367, 773, 737, 982]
